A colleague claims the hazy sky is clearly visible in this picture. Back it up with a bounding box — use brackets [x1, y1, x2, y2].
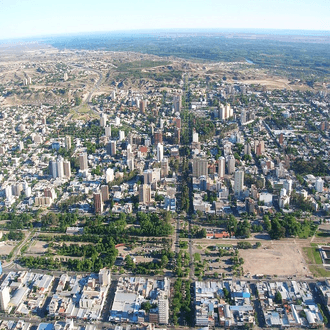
[0, 0, 329, 40]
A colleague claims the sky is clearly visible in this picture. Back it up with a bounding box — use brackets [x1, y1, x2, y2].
[0, 0, 330, 40]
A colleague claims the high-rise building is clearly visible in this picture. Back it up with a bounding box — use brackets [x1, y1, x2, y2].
[173, 94, 182, 112]
[227, 155, 236, 174]
[100, 113, 107, 127]
[105, 126, 111, 137]
[63, 160, 71, 178]
[192, 158, 208, 178]
[101, 185, 109, 202]
[79, 153, 88, 171]
[115, 116, 120, 126]
[283, 179, 293, 195]
[157, 143, 164, 162]
[98, 268, 111, 286]
[126, 144, 133, 161]
[94, 192, 103, 213]
[139, 184, 151, 204]
[154, 130, 163, 144]
[158, 298, 169, 324]
[5, 186, 12, 202]
[105, 168, 114, 183]
[144, 170, 153, 184]
[255, 140, 265, 156]
[161, 158, 169, 177]
[0, 287, 10, 311]
[127, 157, 135, 171]
[119, 130, 125, 142]
[65, 135, 71, 150]
[234, 170, 244, 196]
[106, 141, 116, 156]
[216, 156, 225, 178]
[56, 157, 64, 178]
[139, 99, 147, 113]
[315, 177, 324, 193]
[192, 130, 199, 143]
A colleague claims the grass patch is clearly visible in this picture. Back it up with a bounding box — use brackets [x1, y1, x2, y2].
[303, 246, 322, 264]
[309, 265, 330, 277]
[179, 241, 188, 249]
[196, 245, 203, 250]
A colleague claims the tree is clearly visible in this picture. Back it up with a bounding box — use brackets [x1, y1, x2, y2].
[274, 291, 282, 304]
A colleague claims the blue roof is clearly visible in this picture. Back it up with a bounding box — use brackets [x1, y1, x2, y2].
[37, 324, 54, 330]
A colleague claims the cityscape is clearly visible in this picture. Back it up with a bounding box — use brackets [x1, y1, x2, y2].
[0, 0, 330, 329]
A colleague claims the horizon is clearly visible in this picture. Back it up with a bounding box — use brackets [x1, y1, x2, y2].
[0, 0, 330, 41]
[1, 27, 330, 44]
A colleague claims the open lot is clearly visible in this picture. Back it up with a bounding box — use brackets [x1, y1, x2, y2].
[25, 240, 49, 256]
[0, 241, 16, 256]
[239, 243, 310, 277]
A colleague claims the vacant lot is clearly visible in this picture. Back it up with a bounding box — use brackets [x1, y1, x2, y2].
[240, 243, 310, 277]
[25, 240, 49, 256]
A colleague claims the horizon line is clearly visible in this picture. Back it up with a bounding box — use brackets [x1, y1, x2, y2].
[1, 27, 330, 44]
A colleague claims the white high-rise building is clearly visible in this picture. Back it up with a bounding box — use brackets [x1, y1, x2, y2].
[283, 179, 293, 195]
[105, 168, 114, 183]
[217, 156, 225, 178]
[157, 143, 164, 162]
[105, 126, 111, 137]
[56, 157, 64, 179]
[119, 130, 125, 141]
[227, 155, 236, 174]
[127, 144, 132, 161]
[315, 177, 324, 193]
[5, 186, 12, 202]
[192, 130, 199, 143]
[0, 287, 10, 311]
[158, 298, 169, 324]
[100, 113, 107, 127]
[234, 170, 244, 196]
[98, 268, 111, 286]
[115, 116, 120, 126]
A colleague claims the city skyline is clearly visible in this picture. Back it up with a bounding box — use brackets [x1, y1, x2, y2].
[0, 0, 330, 40]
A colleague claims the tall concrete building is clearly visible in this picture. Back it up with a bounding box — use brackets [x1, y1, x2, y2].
[157, 143, 164, 162]
[139, 184, 151, 204]
[227, 155, 236, 174]
[315, 177, 324, 193]
[63, 160, 71, 178]
[94, 192, 103, 214]
[158, 298, 169, 324]
[106, 141, 116, 156]
[173, 94, 182, 112]
[79, 153, 88, 171]
[100, 113, 107, 127]
[105, 168, 114, 183]
[192, 158, 208, 178]
[154, 130, 163, 144]
[0, 286, 10, 311]
[161, 158, 169, 177]
[65, 135, 71, 150]
[192, 130, 199, 143]
[99, 268, 111, 286]
[101, 185, 109, 202]
[49, 160, 57, 178]
[217, 156, 225, 178]
[56, 157, 64, 178]
[234, 170, 244, 196]
[119, 130, 125, 141]
[105, 126, 111, 137]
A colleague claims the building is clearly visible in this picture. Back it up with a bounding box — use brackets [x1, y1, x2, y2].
[63, 160, 71, 178]
[154, 130, 163, 144]
[106, 168, 114, 183]
[106, 141, 116, 156]
[234, 170, 244, 196]
[161, 158, 169, 177]
[56, 157, 64, 179]
[49, 160, 57, 178]
[98, 268, 111, 286]
[64, 135, 71, 150]
[227, 155, 236, 174]
[139, 184, 151, 204]
[105, 126, 111, 137]
[217, 157, 225, 178]
[0, 286, 10, 311]
[173, 94, 182, 112]
[192, 158, 208, 178]
[192, 130, 199, 143]
[94, 192, 103, 213]
[79, 153, 88, 171]
[100, 113, 107, 127]
[158, 298, 169, 324]
[101, 185, 109, 203]
[119, 130, 125, 141]
[315, 177, 324, 193]
[157, 143, 164, 162]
